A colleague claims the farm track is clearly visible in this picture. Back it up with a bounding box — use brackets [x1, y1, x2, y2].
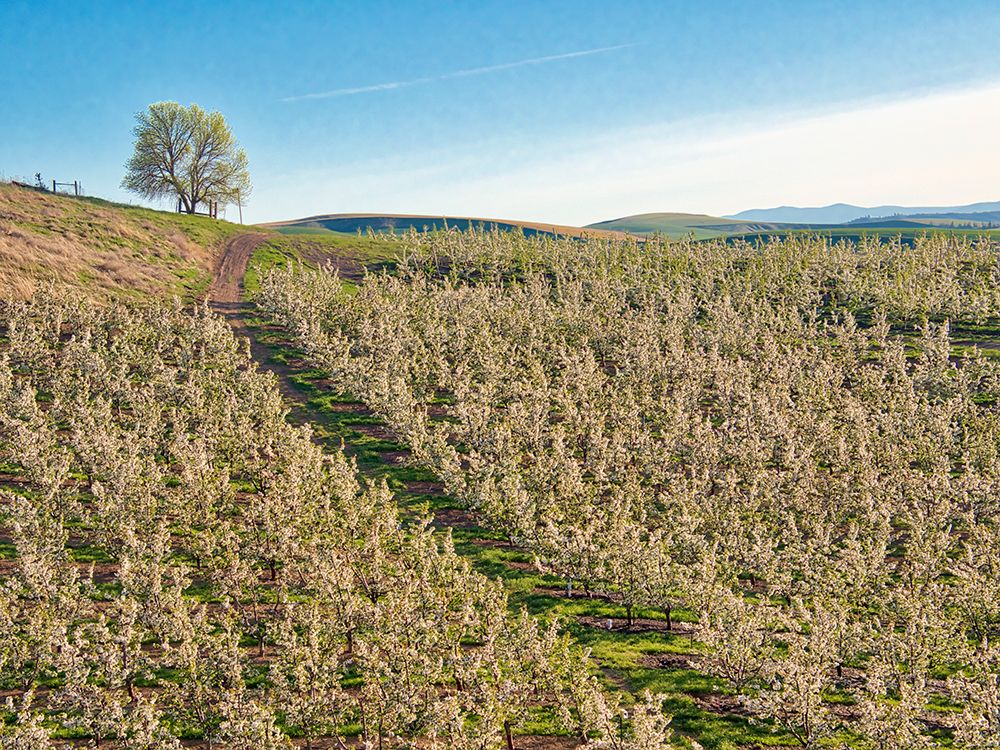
[208, 233, 312, 415]
[207, 233, 449, 482]
[207, 232, 269, 304]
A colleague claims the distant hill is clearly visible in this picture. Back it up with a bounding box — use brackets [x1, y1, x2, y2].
[726, 201, 1000, 224]
[848, 210, 1000, 228]
[585, 212, 791, 239]
[585, 208, 1000, 241]
[264, 213, 630, 240]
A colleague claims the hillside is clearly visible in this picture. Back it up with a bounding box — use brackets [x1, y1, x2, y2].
[585, 212, 789, 238]
[0, 182, 246, 299]
[264, 211, 631, 239]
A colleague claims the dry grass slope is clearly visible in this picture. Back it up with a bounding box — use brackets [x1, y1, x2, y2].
[0, 182, 246, 300]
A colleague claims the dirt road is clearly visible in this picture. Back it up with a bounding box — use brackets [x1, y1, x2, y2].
[207, 232, 269, 304]
[204, 232, 309, 408]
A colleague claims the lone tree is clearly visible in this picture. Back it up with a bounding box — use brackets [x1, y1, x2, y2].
[122, 101, 250, 214]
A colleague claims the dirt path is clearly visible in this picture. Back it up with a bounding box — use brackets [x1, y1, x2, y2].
[207, 232, 269, 304]
[204, 234, 377, 439]
[206, 232, 306, 407]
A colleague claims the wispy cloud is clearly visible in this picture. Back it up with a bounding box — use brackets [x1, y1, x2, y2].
[282, 43, 634, 102]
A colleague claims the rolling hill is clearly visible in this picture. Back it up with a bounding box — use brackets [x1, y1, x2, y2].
[584, 212, 795, 238]
[264, 212, 631, 239]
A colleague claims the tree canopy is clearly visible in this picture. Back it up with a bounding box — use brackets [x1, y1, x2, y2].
[122, 101, 250, 214]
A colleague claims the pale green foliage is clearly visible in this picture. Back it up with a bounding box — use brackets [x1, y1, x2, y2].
[122, 101, 251, 212]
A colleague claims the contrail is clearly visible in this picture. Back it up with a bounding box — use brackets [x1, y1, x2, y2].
[282, 43, 634, 102]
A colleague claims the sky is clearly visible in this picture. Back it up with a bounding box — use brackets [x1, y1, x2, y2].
[3, 0, 1000, 225]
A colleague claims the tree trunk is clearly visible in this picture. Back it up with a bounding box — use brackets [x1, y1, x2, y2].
[504, 720, 515, 750]
[665, 604, 672, 632]
[358, 696, 369, 742]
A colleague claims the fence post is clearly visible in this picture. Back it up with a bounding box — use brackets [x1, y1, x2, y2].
[74, 181, 79, 196]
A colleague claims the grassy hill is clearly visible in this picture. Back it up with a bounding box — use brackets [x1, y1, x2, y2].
[264, 212, 631, 239]
[0, 181, 246, 299]
[585, 212, 790, 239]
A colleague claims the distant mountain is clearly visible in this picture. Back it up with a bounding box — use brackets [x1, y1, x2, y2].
[726, 201, 1000, 224]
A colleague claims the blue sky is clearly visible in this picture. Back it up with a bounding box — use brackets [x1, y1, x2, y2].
[3, 1, 1000, 224]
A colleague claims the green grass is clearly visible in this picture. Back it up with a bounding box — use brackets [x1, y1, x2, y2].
[273, 225, 354, 236]
[244, 239, 310, 295]
[244, 232, 403, 297]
